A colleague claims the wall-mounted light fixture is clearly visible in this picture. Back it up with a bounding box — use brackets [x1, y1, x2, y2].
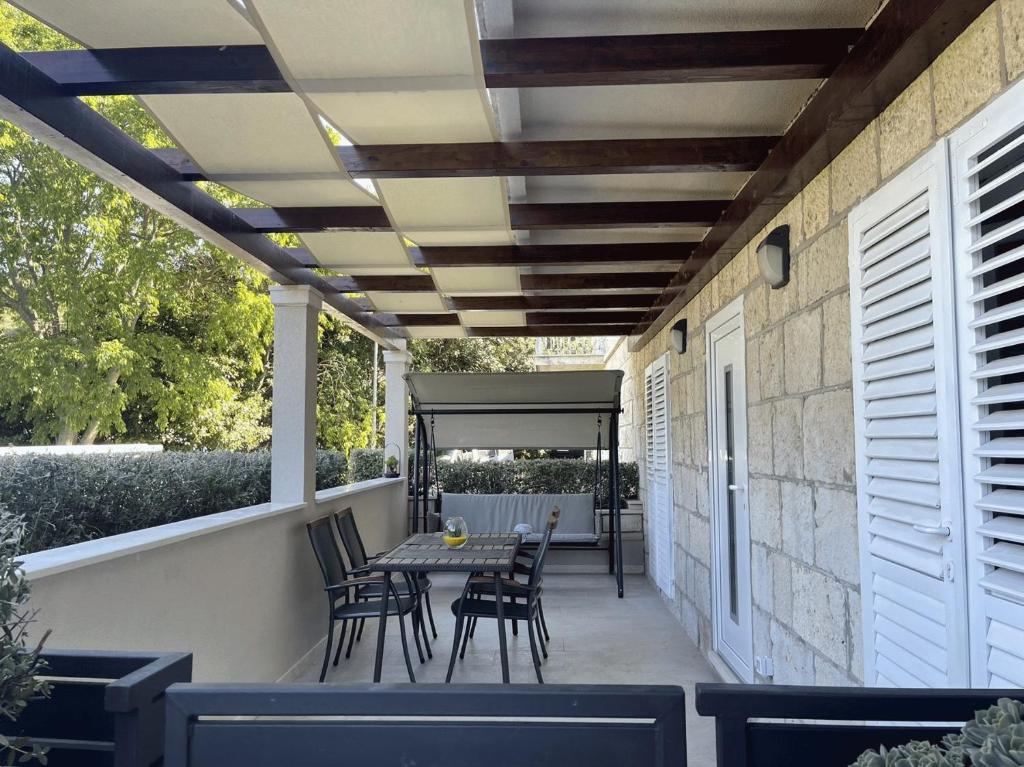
[670, 319, 687, 354]
[757, 224, 790, 289]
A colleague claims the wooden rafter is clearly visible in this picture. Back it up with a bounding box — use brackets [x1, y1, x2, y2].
[23, 29, 860, 95]
[450, 295, 659, 311]
[467, 325, 635, 337]
[414, 243, 694, 267]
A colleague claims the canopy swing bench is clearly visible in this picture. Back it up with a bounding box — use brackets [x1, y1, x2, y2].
[406, 370, 628, 597]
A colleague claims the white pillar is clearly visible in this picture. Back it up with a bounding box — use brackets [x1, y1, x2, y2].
[269, 285, 322, 506]
[382, 341, 411, 477]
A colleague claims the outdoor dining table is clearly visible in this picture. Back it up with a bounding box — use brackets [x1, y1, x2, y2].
[370, 531, 521, 684]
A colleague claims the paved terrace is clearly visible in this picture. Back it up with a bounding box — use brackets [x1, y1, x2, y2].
[294, 573, 718, 764]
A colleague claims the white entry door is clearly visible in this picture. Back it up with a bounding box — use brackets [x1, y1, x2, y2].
[645, 354, 674, 596]
[706, 296, 753, 682]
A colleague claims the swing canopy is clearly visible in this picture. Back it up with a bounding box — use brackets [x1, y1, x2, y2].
[405, 370, 624, 450]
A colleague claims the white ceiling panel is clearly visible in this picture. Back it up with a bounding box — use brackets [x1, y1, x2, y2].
[12, 0, 260, 47]
[509, 0, 878, 36]
[309, 91, 494, 144]
[248, 0, 481, 79]
[301, 231, 415, 272]
[518, 82, 818, 141]
[524, 172, 751, 202]
[378, 179, 510, 231]
[143, 93, 339, 176]
[406, 326, 467, 339]
[226, 179, 378, 207]
[458, 311, 526, 327]
[433, 267, 521, 294]
[366, 293, 448, 313]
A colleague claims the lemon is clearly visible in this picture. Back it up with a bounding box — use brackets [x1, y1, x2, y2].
[443, 534, 468, 548]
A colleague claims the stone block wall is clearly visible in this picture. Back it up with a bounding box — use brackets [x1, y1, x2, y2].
[621, 1, 1023, 685]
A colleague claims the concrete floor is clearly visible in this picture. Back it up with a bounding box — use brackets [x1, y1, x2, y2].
[295, 573, 720, 764]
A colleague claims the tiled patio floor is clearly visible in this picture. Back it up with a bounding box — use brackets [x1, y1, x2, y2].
[294, 573, 719, 764]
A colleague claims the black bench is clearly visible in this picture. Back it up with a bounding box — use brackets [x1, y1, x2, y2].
[696, 683, 1020, 767]
[0, 649, 192, 767]
[165, 683, 687, 767]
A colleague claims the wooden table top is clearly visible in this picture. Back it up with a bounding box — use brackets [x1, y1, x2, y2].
[373, 532, 520, 573]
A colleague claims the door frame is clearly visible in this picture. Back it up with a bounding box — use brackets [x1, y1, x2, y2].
[705, 295, 754, 683]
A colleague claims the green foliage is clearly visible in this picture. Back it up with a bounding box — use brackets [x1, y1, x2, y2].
[851, 699, 1024, 767]
[410, 338, 535, 374]
[0, 509, 50, 764]
[0, 451, 346, 554]
[348, 451, 639, 500]
[316, 319, 380, 455]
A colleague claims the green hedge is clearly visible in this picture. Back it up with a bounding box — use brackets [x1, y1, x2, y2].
[348, 448, 638, 501]
[1, 450, 346, 555]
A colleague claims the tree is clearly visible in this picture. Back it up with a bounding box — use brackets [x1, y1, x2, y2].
[0, 5, 274, 447]
[410, 338, 535, 374]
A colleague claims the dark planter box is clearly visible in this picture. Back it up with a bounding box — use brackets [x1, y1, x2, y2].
[0, 649, 192, 767]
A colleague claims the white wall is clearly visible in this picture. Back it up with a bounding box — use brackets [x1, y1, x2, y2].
[20, 478, 406, 682]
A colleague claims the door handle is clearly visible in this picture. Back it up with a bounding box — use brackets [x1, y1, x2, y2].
[727, 484, 745, 492]
[912, 523, 951, 537]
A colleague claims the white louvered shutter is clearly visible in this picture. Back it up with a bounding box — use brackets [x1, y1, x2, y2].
[645, 355, 674, 595]
[849, 145, 970, 687]
[951, 80, 1024, 687]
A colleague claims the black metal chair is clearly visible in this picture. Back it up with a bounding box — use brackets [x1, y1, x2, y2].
[333, 507, 437, 657]
[306, 516, 420, 683]
[466, 507, 559, 647]
[446, 510, 558, 683]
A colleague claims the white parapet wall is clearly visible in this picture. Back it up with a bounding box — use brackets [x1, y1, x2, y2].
[19, 477, 407, 682]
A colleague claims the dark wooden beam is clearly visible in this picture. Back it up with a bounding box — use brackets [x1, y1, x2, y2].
[151, 147, 205, 181]
[525, 311, 647, 325]
[0, 41, 394, 340]
[327, 275, 435, 293]
[634, 0, 999, 345]
[234, 206, 392, 232]
[225, 201, 723, 234]
[380, 314, 460, 327]
[416, 242, 694, 267]
[451, 294, 658, 310]
[509, 200, 726, 229]
[468, 325, 635, 337]
[337, 137, 775, 178]
[21, 45, 286, 96]
[482, 29, 860, 88]
[521, 272, 674, 291]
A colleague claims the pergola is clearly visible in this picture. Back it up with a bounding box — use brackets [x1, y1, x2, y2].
[0, 0, 989, 350]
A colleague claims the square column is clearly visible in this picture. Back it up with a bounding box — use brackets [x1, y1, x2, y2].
[269, 285, 322, 506]
[382, 341, 411, 477]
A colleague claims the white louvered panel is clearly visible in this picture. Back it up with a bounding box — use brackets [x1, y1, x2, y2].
[952, 86, 1024, 685]
[644, 355, 673, 596]
[851, 146, 968, 687]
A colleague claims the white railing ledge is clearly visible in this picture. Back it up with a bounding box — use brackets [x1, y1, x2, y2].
[20, 500, 304, 581]
[20, 477, 405, 581]
[315, 476, 403, 505]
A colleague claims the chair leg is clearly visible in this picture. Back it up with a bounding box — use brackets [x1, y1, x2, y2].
[538, 599, 551, 641]
[319, 616, 335, 683]
[332, 620, 348, 666]
[425, 591, 438, 639]
[396, 608, 416, 683]
[411, 603, 426, 664]
[511, 596, 518, 636]
[345, 615, 358, 659]
[418, 600, 433, 660]
[535, 615, 548, 659]
[447, 599, 469, 683]
[356, 617, 365, 642]
[527, 615, 544, 684]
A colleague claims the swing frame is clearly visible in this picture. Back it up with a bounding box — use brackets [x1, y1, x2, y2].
[408, 398, 626, 599]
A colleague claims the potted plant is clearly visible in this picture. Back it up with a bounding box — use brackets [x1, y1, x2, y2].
[0, 508, 50, 764]
[384, 454, 400, 478]
[852, 698, 1024, 766]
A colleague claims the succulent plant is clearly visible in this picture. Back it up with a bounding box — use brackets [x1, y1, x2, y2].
[971, 723, 1024, 767]
[853, 741, 962, 767]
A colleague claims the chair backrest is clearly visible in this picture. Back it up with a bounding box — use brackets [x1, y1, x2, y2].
[306, 515, 348, 594]
[164, 683, 687, 767]
[332, 507, 369, 571]
[527, 508, 559, 590]
[696, 683, 1021, 767]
